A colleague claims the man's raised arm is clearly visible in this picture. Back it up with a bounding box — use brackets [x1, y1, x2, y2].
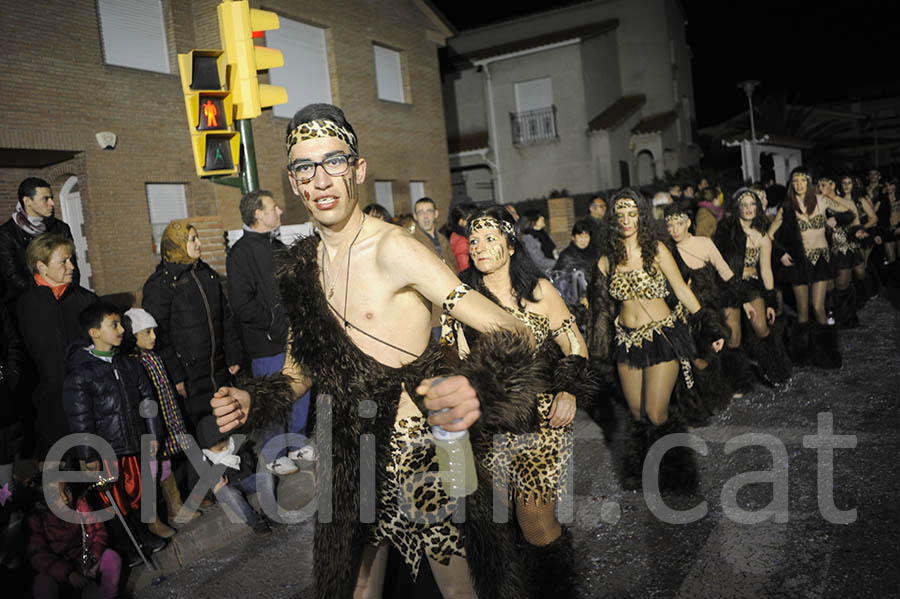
[377, 228, 531, 338]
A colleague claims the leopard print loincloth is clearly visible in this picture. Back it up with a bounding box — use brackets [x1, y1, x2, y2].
[366, 415, 466, 578]
[484, 392, 573, 505]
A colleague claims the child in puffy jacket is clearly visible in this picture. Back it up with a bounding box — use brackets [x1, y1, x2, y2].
[27, 480, 121, 599]
[62, 302, 167, 562]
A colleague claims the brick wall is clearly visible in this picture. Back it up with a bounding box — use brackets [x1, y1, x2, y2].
[0, 0, 452, 297]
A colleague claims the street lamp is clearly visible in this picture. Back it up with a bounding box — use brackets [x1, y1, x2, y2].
[738, 80, 760, 181]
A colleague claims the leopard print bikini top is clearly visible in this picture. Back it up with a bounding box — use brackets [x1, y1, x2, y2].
[797, 213, 826, 232]
[504, 306, 550, 346]
[608, 267, 669, 302]
[744, 245, 760, 268]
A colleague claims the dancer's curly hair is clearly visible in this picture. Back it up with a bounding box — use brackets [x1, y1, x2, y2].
[726, 187, 768, 235]
[605, 187, 660, 273]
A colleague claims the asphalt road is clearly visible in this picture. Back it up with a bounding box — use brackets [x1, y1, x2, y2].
[138, 293, 900, 599]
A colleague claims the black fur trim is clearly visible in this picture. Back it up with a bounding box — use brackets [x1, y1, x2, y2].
[456, 330, 543, 444]
[763, 289, 778, 311]
[685, 358, 731, 424]
[240, 373, 297, 434]
[586, 272, 614, 361]
[549, 354, 600, 404]
[687, 308, 728, 361]
[721, 276, 749, 308]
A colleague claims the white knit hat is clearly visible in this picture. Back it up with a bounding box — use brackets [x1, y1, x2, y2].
[125, 307, 157, 334]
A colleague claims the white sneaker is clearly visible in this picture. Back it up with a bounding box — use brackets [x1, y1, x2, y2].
[266, 456, 298, 476]
[288, 444, 317, 462]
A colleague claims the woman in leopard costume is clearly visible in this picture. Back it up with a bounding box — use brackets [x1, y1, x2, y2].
[443, 207, 598, 599]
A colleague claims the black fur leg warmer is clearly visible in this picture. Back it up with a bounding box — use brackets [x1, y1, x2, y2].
[720, 347, 755, 394]
[526, 528, 578, 599]
[811, 324, 842, 370]
[748, 333, 792, 385]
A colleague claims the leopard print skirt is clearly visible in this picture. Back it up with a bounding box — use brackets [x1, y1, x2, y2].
[484, 393, 574, 505]
[366, 415, 466, 578]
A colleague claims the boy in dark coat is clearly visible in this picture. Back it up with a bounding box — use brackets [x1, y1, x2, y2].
[62, 303, 166, 562]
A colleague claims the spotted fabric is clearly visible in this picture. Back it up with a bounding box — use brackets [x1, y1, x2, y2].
[466, 215, 517, 240]
[608, 267, 669, 302]
[484, 305, 572, 505]
[744, 245, 760, 269]
[440, 283, 473, 350]
[285, 119, 358, 154]
[805, 247, 831, 265]
[366, 414, 465, 578]
[830, 224, 859, 256]
[614, 302, 694, 388]
[797, 213, 826, 232]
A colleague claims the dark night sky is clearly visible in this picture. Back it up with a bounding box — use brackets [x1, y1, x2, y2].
[433, 0, 900, 127]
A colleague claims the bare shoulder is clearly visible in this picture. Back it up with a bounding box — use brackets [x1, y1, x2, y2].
[597, 255, 610, 275]
[655, 240, 673, 259]
[375, 222, 424, 261]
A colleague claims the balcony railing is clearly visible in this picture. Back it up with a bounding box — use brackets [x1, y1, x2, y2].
[510, 106, 558, 145]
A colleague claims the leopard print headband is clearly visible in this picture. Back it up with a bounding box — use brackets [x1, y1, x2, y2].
[286, 119, 358, 154]
[466, 215, 517, 240]
[665, 212, 689, 224]
[614, 198, 637, 210]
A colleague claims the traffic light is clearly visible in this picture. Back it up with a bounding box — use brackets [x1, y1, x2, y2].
[177, 49, 241, 177]
[217, 0, 288, 120]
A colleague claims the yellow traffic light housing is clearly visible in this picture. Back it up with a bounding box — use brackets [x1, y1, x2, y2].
[217, 0, 288, 120]
[177, 49, 241, 177]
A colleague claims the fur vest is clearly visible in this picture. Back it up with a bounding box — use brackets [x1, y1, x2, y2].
[242, 235, 545, 598]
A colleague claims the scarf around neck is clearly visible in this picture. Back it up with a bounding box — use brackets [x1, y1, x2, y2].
[12, 203, 46, 237]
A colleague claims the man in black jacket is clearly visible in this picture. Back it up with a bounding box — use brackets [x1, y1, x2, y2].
[0, 177, 79, 316]
[227, 191, 309, 473]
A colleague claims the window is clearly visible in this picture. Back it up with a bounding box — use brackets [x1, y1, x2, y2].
[511, 77, 557, 144]
[97, 0, 169, 73]
[146, 184, 188, 253]
[409, 181, 426, 210]
[374, 181, 394, 214]
[266, 17, 332, 118]
[514, 77, 553, 113]
[374, 45, 405, 103]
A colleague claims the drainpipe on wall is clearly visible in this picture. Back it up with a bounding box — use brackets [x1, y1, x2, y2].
[480, 62, 504, 205]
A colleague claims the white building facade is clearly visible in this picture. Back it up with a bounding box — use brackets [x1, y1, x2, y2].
[442, 0, 701, 205]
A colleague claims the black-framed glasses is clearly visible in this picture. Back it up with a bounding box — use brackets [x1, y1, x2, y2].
[287, 153, 357, 183]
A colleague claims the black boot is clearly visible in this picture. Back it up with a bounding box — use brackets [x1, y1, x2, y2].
[525, 528, 578, 599]
[747, 333, 792, 385]
[811, 323, 842, 370]
[834, 288, 859, 329]
[619, 419, 651, 491]
[647, 418, 699, 495]
[720, 346, 755, 394]
[853, 277, 870, 309]
[789, 322, 811, 366]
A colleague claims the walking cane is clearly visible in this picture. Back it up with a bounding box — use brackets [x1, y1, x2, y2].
[89, 473, 156, 571]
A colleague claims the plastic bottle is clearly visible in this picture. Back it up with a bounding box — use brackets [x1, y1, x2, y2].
[429, 378, 478, 497]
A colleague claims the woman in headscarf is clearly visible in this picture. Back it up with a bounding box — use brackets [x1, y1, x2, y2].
[141, 220, 242, 426]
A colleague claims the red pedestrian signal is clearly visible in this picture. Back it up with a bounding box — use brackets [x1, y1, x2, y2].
[177, 49, 240, 177]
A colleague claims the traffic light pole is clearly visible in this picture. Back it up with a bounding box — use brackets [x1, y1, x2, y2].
[237, 118, 259, 193]
[210, 119, 258, 193]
